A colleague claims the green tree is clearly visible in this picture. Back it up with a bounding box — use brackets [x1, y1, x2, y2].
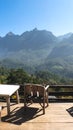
[7, 68, 31, 84]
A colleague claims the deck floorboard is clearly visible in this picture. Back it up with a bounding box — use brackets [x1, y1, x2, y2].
[0, 102, 73, 130]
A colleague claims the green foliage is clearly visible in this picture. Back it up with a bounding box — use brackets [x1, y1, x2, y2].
[6, 68, 31, 84]
[0, 75, 6, 84]
[35, 71, 60, 84]
[1, 66, 73, 95]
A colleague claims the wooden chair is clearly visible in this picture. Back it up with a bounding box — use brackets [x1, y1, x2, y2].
[24, 83, 49, 114]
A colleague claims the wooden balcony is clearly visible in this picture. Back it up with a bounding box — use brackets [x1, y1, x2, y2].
[0, 102, 73, 130]
[0, 84, 73, 130]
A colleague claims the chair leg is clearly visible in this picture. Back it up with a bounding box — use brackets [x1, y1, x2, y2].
[46, 97, 49, 107]
[43, 98, 45, 114]
[46, 92, 49, 107]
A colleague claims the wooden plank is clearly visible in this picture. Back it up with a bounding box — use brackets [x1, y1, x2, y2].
[49, 92, 73, 96]
[50, 85, 73, 88]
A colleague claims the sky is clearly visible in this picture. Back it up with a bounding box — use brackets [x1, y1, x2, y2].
[0, 0, 73, 36]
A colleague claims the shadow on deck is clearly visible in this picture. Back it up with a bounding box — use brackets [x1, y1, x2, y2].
[67, 106, 73, 117]
[2, 105, 43, 125]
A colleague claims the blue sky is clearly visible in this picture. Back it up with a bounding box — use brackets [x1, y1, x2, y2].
[0, 0, 73, 36]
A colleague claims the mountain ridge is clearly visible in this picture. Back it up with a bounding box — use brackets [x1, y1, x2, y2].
[0, 28, 73, 77]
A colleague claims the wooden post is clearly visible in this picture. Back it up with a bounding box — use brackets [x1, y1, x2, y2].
[15, 90, 20, 104]
[24, 86, 26, 108]
[6, 96, 10, 116]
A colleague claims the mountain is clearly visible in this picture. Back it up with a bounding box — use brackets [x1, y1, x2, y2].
[0, 28, 57, 51]
[49, 33, 73, 58]
[58, 32, 72, 41]
[0, 28, 58, 65]
[40, 33, 73, 77]
[0, 28, 73, 77]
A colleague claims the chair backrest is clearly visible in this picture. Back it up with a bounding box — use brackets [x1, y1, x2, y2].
[24, 83, 45, 97]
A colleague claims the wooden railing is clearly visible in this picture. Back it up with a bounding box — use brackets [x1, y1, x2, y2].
[49, 85, 73, 102]
[0, 84, 73, 102]
[19, 84, 73, 102]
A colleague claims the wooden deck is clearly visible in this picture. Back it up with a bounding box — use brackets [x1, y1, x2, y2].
[0, 102, 73, 130]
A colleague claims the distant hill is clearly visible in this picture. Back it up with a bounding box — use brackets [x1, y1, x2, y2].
[0, 28, 73, 77]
